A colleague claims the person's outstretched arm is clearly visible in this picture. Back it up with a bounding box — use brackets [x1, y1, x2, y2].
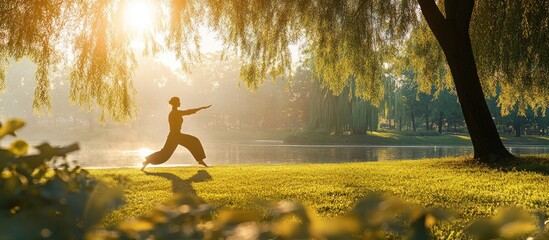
[180, 105, 211, 116]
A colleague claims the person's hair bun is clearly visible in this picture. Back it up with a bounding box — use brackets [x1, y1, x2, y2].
[169, 97, 180, 106]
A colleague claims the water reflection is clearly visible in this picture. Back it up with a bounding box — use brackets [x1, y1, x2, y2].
[208, 144, 473, 165]
[64, 141, 549, 168]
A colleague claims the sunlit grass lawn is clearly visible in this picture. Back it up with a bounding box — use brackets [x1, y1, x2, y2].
[90, 156, 549, 238]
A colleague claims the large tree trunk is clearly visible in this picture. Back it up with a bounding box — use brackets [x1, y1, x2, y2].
[418, 0, 513, 162]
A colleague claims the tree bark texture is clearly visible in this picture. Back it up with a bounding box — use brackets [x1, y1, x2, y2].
[417, 0, 513, 162]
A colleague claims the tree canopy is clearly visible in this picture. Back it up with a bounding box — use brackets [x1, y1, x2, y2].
[471, 1, 549, 116]
[0, 0, 548, 122]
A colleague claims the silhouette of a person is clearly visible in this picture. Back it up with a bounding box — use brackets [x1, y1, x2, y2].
[141, 97, 211, 171]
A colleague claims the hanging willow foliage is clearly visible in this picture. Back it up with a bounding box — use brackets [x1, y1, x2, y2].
[308, 78, 378, 134]
[69, 0, 137, 121]
[471, 1, 549, 116]
[0, 0, 548, 121]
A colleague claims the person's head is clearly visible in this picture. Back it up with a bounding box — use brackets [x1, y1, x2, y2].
[169, 97, 180, 108]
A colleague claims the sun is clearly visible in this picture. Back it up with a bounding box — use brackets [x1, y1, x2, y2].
[123, 0, 155, 34]
[136, 148, 154, 158]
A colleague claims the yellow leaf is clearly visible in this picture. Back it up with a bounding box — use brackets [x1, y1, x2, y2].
[118, 220, 155, 232]
[500, 222, 536, 238]
[0, 119, 25, 138]
[9, 139, 29, 156]
[1, 170, 13, 178]
[217, 210, 260, 224]
[425, 214, 437, 228]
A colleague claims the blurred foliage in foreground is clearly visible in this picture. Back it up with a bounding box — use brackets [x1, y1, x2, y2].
[90, 194, 548, 240]
[1, 119, 548, 239]
[0, 119, 123, 239]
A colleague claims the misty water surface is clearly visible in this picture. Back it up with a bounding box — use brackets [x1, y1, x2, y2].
[53, 141, 549, 168]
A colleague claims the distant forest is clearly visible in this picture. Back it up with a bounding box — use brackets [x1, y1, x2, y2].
[1, 53, 547, 141]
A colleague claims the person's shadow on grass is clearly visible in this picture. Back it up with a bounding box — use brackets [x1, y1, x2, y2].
[144, 170, 212, 200]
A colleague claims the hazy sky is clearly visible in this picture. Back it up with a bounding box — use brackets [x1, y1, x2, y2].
[0, 0, 304, 148]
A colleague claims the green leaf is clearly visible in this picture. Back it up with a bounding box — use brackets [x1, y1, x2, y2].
[1, 173, 24, 196]
[0, 149, 16, 169]
[39, 177, 68, 200]
[0, 119, 25, 139]
[17, 155, 47, 170]
[8, 139, 29, 156]
[83, 183, 124, 229]
[35, 142, 80, 160]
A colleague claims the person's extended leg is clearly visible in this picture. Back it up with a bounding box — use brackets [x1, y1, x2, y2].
[178, 133, 208, 167]
[197, 158, 208, 167]
[142, 134, 178, 170]
[140, 161, 149, 171]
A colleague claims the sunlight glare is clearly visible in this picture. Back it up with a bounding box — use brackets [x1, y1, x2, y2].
[199, 27, 223, 53]
[136, 148, 154, 158]
[123, 0, 154, 34]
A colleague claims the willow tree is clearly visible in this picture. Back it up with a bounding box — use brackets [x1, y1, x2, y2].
[208, 0, 549, 162]
[1, 0, 548, 162]
[308, 79, 378, 134]
[0, 0, 202, 120]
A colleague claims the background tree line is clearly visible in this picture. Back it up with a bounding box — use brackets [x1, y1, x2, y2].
[2, 54, 547, 140]
[299, 60, 549, 137]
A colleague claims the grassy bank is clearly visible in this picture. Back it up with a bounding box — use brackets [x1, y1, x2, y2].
[284, 130, 549, 146]
[90, 157, 549, 239]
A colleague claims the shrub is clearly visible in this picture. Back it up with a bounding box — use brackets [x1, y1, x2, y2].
[91, 193, 548, 240]
[90, 193, 452, 239]
[0, 119, 123, 239]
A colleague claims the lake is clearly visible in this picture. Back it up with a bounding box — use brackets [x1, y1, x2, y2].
[57, 140, 549, 168]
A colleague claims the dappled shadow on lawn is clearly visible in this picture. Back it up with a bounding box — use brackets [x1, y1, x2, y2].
[101, 174, 131, 187]
[456, 156, 549, 176]
[144, 170, 212, 199]
[509, 156, 549, 175]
